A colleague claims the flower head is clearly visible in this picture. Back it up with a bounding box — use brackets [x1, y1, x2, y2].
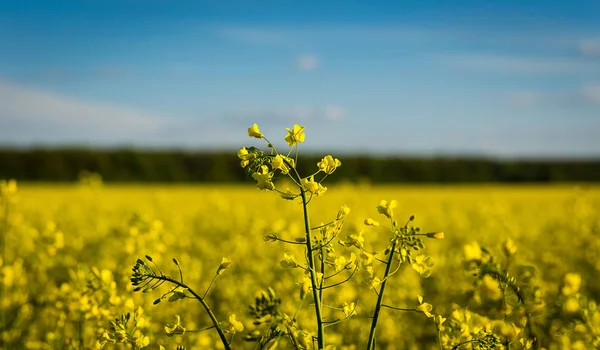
[223, 314, 244, 333]
[164, 315, 185, 336]
[562, 273, 582, 296]
[336, 205, 351, 220]
[415, 297, 434, 318]
[376, 200, 398, 219]
[216, 257, 232, 276]
[411, 254, 433, 278]
[317, 155, 342, 174]
[301, 176, 327, 196]
[272, 154, 294, 174]
[252, 165, 275, 191]
[237, 147, 255, 168]
[284, 124, 306, 146]
[463, 242, 483, 262]
[247, 123, 264, 138]
[280, 253, 299, 269]
[364, 218, 380, 227]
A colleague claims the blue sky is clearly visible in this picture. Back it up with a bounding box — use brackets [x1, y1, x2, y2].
[1, 1, 599, 157]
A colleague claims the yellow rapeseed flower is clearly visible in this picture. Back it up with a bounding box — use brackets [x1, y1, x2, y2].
[284, 124, 306, 146]
[301, 176, 327, 196]
[237, 147, 255, 168]
[252, 165, 275, 191]
[164, 315, 185, 336]
[272, 154, 293, 174]
[376, 200, 398, 219]
[247, 123, 264, 138]
[317, 155, 342, 174]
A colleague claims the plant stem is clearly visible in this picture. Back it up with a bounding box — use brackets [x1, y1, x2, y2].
[300, 187, 325, 350]
[284, 159, 325, 350]
[366, 238, 398, 350]
[152, 275, 231, 350]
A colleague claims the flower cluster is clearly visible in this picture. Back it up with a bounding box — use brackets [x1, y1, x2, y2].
[238, 123, 341, 199]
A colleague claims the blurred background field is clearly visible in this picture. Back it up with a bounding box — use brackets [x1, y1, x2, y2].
[2, 0, 600, 348]
[2, 182, 599, 348]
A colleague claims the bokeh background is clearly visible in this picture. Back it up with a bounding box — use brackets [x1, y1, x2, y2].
[1, 1, 599, 181]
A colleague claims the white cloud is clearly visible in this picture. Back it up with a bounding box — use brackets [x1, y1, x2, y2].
[296, 55, 319, 70]
[506, 91, 544, 106]
[578, 39, 600, 56]
[582, 85, 600, 104]
[222, 105, 345, 123]
[0, 80, 167, 139]
[440, 54, 599, 75]
[324, 105, 345, 121]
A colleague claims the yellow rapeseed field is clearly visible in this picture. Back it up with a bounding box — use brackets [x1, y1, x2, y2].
[2, 182, 599, 349]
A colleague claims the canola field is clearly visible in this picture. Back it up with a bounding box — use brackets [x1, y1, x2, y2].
[1, 182, 600, 349]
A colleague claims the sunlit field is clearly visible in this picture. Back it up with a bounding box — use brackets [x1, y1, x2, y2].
[2, 183, 600, 349]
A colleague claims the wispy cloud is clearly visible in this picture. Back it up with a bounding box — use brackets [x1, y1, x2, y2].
[578, 39, 600, 56]
[440, 54, 599, 75]
[295, 54, 319, 71]
[582, 84, 600, 104]
[0, 80, 167, 138]
[323, 105, 345, 121]
[221, 105, 345, 124]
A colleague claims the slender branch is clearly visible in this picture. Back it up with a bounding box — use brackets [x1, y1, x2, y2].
[143, 274, 231, 350]
[321, 267, 358, 290]
[380, 304, 415, 312]
[284, 158, 325, 350]
[202, 274, 218, 299]
[366, 238, 398, 349]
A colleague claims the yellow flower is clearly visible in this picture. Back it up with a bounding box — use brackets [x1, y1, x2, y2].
[164, 315, 185, 336]
[216, 257, 232, 276]
[272, 154, 293, 174]
[480, 275, 502, 300]
[317, 155, 342, 174]
[376, 200, 398, 219]
[237, 147, 255, 168]
[415, 297, 434, 318]
[341, 302, 356, 317]
[359, 251, 377, 265]
[301, 176, 327, 196]
[284, 124, 306, 146]
[339, 231, 365, 249]
[280, 253, 299, 269]
[364, 218, 380, 226]
[223, 314, 244, 333]
[0, 179, 17, 196]
[333, 256, 347, 272]
[563, 296, 580, 313]
[247, 123, 264, 138]
[562, 273, 582, 296]
[300, 275, 311, 300]
[336, 205, 351, 220]
[252, 165, 275, 191]
[463, 241, 482, 262]
[279, 188, 297, 200]
[503, 239, 518, 256]
[426, 231, 445, 240]
[411, 254, 433, 278]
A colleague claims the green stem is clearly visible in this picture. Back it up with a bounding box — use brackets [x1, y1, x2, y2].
[151, 275, 231, 350]
[366, 238, 398, 349]
[283, 158, 325, 349]
[300, 187, 325, 350]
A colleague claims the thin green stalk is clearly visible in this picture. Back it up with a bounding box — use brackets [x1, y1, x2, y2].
[151, 275, 231, 350]
[300, 187, 325, 350]
[366, 238, 398, 349]
[284, 159, 325, 350]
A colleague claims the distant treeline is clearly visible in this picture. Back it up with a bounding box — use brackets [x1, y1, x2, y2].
[0, 148, 599, 183]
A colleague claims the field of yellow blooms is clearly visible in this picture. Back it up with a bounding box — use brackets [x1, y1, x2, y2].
[1, 181, 599, 349]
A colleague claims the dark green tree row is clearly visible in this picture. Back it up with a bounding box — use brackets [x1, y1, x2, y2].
[0, 148, 599, 183]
